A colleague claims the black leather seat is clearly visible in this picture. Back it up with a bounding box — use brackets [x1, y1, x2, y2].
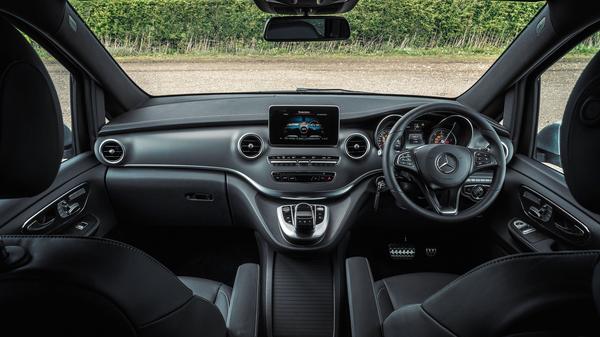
[0, 16, 259, 337]
[372, 272, 457, 322]
[347, 254, 600, 337]
[180, 276, 233, 320]
[0, 236, 260, 337]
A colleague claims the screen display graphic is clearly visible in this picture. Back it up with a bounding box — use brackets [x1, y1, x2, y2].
[269, 106, 339, 146]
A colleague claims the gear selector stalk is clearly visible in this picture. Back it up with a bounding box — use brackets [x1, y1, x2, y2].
[294, 203, 315, 234]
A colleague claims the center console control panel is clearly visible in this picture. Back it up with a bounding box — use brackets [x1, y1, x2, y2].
[272, 171, 335, 183]
[268, 155, 339, 167]
[277, 203, 329, 244]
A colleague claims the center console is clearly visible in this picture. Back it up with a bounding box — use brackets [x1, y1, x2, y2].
[240, 106, 367, 337]
[277, 203, 329, 243]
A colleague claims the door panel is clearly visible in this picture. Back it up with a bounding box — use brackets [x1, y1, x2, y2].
[487, 155, 600, 253]
[0, 153, 116, 236]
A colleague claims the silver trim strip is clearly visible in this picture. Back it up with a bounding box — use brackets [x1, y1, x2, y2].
[501, 141, 509, 160]
[123, 163, 381, 200]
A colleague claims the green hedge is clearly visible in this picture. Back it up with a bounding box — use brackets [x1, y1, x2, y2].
[71, 0, 544, 55]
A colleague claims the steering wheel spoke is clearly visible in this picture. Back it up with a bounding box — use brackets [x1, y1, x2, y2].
[394, 150, 418, 173]
[470, 149, 498, 173]
[418, 183, 462, 216]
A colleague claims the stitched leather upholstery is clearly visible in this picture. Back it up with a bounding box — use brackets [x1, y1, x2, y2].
[348, 252, 600, 337]
[180, 276, 232, 320]
[0, 236, 227, 336]
[0, 236, 261, 337]
[373, 272, 457, 323]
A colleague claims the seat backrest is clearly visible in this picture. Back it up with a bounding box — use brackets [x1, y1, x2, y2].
[0, 236, 227, 337]
[559, 48, 600, 325]
[0, 16, 63, 198]
[382, 252, 600, 337]
[560, 51, 600, 215]
[0, 15, 226, 337]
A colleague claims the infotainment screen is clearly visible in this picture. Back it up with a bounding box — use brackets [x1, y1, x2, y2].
[269, 106, 339, 146]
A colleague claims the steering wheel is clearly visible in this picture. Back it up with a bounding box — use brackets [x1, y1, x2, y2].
[382, 102, 506, 223]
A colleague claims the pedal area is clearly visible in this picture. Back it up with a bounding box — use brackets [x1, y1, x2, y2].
[347, 229, 495, 280]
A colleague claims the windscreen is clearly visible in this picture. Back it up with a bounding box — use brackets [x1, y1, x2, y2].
[71, 0, 544, 97]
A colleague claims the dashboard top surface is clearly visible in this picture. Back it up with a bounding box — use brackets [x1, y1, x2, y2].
[100, 93, 450, 136]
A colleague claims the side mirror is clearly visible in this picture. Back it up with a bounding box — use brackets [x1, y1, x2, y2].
[264, 16, 350, 42]
[534, 122, 561, 167]
[63, 124, 74, 160]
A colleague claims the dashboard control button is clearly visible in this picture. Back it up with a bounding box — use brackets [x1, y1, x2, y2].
[269, 156, 339, 166]
[472, 185, 486, 199]
[272, 172, 335, 183]
[473, 150, 497, 169]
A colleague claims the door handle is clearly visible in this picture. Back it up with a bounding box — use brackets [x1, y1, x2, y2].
[528, 204, 552, 222]
[185, 193, 214, 202]
[554, 221, 586, 238]
[26, 217, 56, 232]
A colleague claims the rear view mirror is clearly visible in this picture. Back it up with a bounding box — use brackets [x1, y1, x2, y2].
[264, 16, 350, 42]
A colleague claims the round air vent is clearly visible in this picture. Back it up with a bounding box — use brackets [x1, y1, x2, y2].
[99, 139, 125, 164]
[345, 133, 370, 159]
[238, 133, 263, 159]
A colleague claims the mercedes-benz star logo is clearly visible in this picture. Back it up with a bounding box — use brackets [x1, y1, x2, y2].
[435, 153, 457, 174]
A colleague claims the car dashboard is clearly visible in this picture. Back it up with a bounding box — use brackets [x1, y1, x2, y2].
[95, 93, 513, 250]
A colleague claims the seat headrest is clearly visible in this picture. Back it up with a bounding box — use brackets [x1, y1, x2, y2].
[560, 51, 600, 213]
[0, 19, 63, 198]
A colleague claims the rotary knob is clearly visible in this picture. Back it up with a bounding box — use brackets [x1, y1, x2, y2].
[472, 185, 486, 199]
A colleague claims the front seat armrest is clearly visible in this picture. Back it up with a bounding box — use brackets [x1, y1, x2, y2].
[227, 263, 260, 337]
[346, 257, 383, 337]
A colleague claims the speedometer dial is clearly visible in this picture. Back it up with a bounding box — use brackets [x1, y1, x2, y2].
[376, 128, 391, 149]
[374, 114, 402, 150]
[429, 128, 457, 145]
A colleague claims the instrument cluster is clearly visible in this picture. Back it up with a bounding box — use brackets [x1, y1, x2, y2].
[374, 114, 474, 151]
